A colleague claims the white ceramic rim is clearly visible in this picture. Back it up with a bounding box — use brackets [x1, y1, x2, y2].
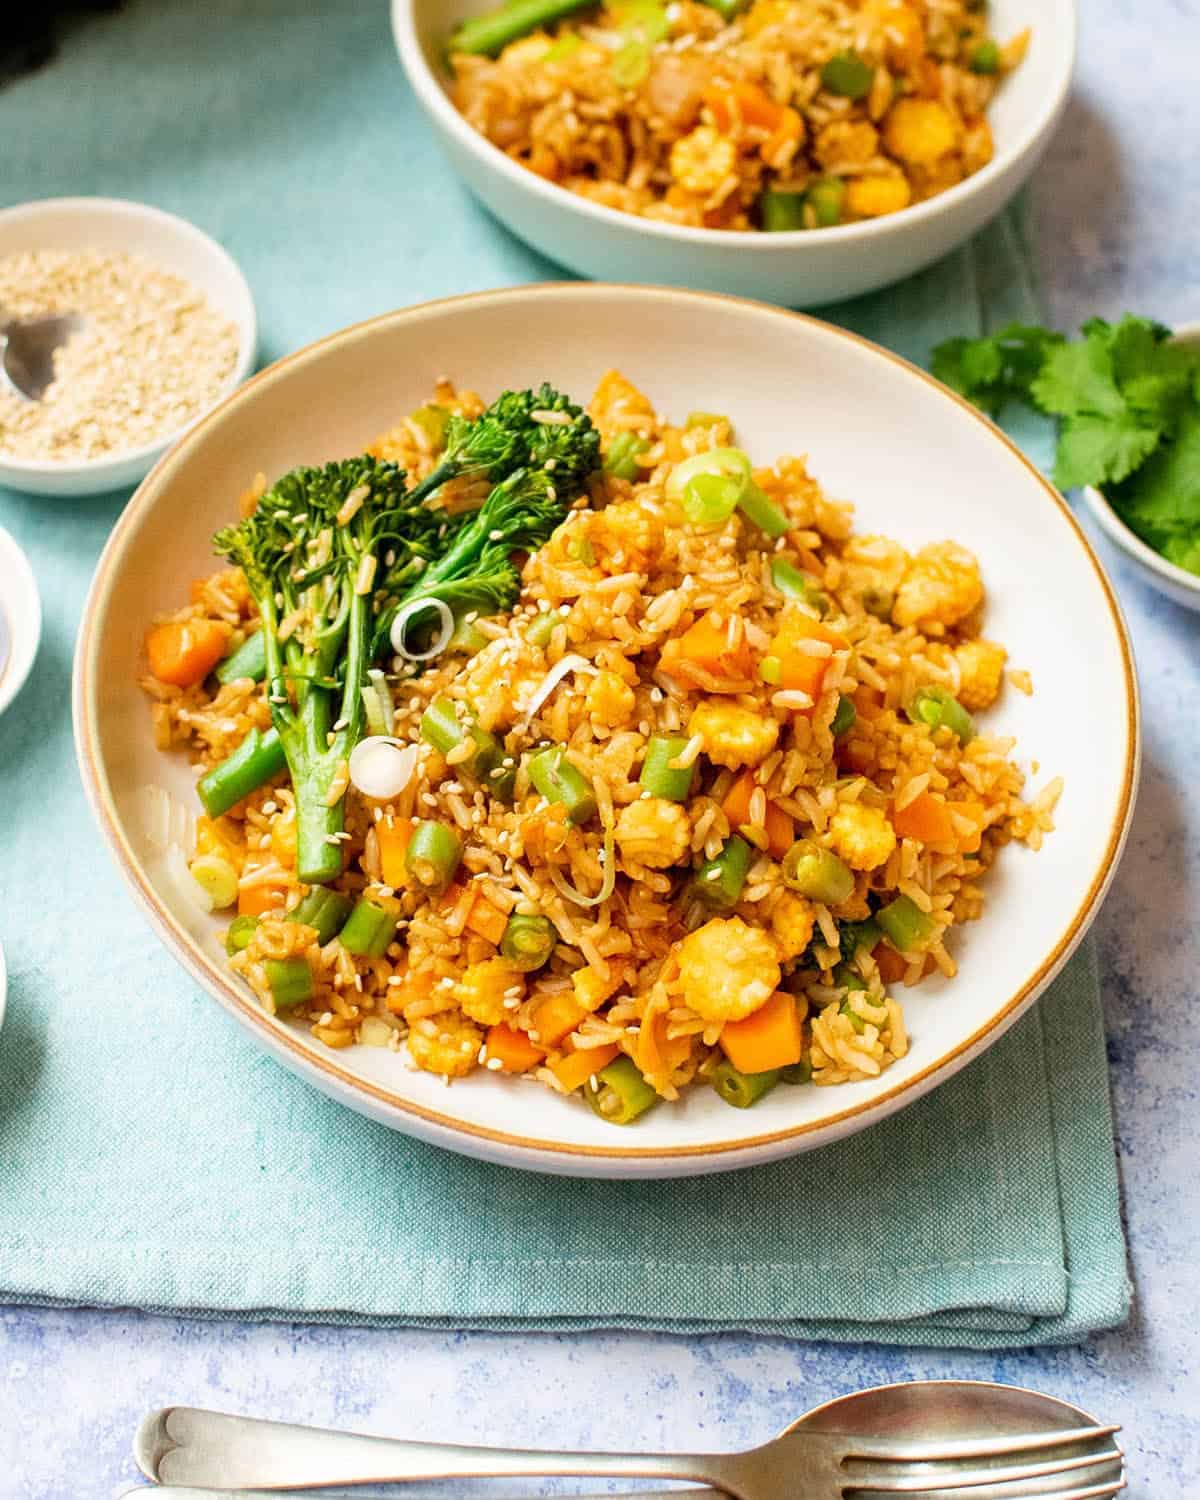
[1080, 319, 1200, 603]
[0, 937, 6, 1035]
[391, 0, 1078, 252]
[0, 196, 257, 478]
[0, 525, 41, 718]
[73, 284, 1140, 1167]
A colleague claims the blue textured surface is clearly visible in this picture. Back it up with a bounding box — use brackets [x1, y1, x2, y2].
[0, 0, 1197, 1495]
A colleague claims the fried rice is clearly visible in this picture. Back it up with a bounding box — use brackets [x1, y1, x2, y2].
[449, 1, 1030, 232]
[141, 369, 1060, 1117]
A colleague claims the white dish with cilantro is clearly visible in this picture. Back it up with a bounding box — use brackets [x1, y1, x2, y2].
[932, 314, 1200, 613]
[1080, 322, 1200, 613]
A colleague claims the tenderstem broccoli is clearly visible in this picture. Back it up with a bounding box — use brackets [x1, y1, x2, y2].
[213, 456, 442, 884]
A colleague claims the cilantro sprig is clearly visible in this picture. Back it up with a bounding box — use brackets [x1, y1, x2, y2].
[931, 314, 1200, 578]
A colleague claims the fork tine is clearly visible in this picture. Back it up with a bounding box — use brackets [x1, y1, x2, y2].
[843, 1443, 1124, 1494]
[842, 1425, 1121, 1464]
[845, 1480, 1124, 1500]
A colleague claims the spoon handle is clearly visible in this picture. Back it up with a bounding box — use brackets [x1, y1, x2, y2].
[137, 1407, 735, 1492]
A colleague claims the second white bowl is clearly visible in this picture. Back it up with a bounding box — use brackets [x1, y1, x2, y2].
[394, 0, 1076, 307]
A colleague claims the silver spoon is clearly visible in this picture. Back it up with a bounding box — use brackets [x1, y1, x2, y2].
[0, 306, 84, 400]
[135, 1379, 1124, 1498]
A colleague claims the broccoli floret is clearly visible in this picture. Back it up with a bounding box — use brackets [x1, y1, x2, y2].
[214, 455, 429, 884]
[406, 383, 600, 506]
[373, 464, 574, 659]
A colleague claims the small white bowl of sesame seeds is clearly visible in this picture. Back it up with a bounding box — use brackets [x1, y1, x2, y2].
[0, 197, 257, 498]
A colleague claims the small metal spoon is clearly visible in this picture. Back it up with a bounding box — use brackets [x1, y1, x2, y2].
[0, 307, 84, 400]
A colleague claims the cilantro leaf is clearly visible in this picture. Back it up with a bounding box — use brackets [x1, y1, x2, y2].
[930, 323, 1062, 415]
[1108, 404, 1200, 538]
[1053, 413, 1164, 490]
[1030, 334, 1126, 419]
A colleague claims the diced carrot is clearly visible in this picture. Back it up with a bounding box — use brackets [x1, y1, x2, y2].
[664, 612, 755, 680]
[721, 769, 756, 826]
[762, 106, 803, 161]
[955, 800, 987, 855]
[237, 870, 289, 917]
[376, 817, 413, 888]
[704, 80, 785, 132]
[549, 1042, 621, 1094]
[385, 968, 434, 1016]
[874, 944, 910, 984]
[722, 771, 795, 859]
[769, 613, 849, 703]
[533, 991, 588, 1048]
[466, 894, 508, 946]
[720, 989, 803, 1073]
[763, 804, 794, 858]
[146, 618, 230, 688]
[892, 791, 956, 844]
[484, 1022, 546, 1074]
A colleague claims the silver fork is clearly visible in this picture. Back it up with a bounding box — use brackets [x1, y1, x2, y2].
[135, 1406, 1125, 1498]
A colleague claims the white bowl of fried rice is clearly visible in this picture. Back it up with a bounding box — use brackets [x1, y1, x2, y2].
[393, 0, 1076, 307]
[74, 285, 1136, 1177]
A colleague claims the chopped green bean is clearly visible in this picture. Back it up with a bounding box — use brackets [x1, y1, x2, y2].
[339, 896, 400, 958]
[838, 915, 881, 962]
[528, 746, 597, 825]
[694, 835, 753, 913]
[821, 49, 874, 99]
[197, 726, 287, 819]
[447, 615, 490, 656]
[526, 607, 567, 648]
[877, 894, 935, 953]
[420, 696, 512, 797]
[216, 630, 267, 685]
[224, 914, 259, 955]
[761, 190, 807, 232]
[830, 694, 857, 738]
[711, 1060, 781, 1108]
[405, 820, 463, 894]
[770, 557, 828, 614]
[781, 840, 855, 905]
[264, 956, 314, 1010]
[781, 1057, 813, 1085]
[907, 685, 975, 743]
[585, 1056, 659, 1125]
[807, 176, 845, 226]
[449, 0, 594, 57]
[500, 913, 558, 971]
[760, 655, 783, 685]
[288, 887, 355, 945]
[738, 483, 790, 539]
[604, 430, 652, 481]
[970, 39, 1000, 72]
[640, 735, 697, 801]
[686, 410, 730, 429]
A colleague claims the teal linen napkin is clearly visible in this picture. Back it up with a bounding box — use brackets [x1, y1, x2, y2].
[0, 0, 1127, 1347]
